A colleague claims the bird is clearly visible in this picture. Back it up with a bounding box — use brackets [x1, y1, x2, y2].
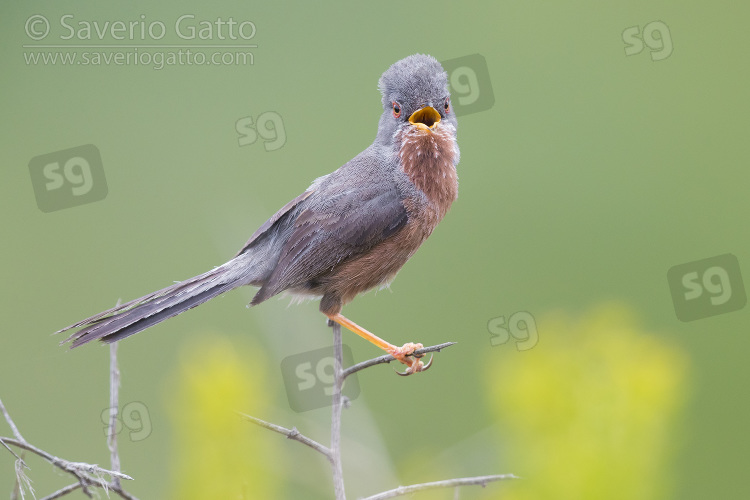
[57, 53, 460, 375]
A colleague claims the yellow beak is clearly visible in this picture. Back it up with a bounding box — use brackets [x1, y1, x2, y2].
[408, 106, 441, 131]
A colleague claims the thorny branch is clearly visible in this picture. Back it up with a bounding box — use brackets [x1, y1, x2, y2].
[108, 342, 123, 490]
[343, 342, 456, 379]
[243, 333, 516, 499]
[1, 323, 138, 499]
[0, 431, 133, 498]
[238, 412, 333, 462]
[330, 322, 346, 499]
[358, 474, 519, 500]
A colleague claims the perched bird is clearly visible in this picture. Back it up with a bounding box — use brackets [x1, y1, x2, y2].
[58, 53, 459, 375]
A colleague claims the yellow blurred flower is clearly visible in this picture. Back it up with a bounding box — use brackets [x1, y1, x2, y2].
[484, 304, 689, 500]
[165, 334, 280, 499]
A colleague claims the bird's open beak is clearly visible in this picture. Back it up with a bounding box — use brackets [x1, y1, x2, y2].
[408, 106, 441, 131]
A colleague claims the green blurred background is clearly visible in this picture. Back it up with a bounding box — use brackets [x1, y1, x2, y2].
[1, 1, 748, 498]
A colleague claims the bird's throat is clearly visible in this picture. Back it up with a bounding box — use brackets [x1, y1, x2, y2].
[396, 126, 458, 219]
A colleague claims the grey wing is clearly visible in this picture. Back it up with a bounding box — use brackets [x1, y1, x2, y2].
[235, 190, 314, 257]
[250, 183, 408, 304]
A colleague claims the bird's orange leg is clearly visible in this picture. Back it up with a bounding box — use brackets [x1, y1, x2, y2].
[325, 313, 432, 375]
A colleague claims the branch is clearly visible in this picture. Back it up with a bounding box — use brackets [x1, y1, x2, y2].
[330, 322, 346, 500]
[1, 325, 139, 500]
[108, 342, 122, 490]
[238, 412, 332, 462]
[39, 483, 82, 500]
[12, 456, 32, 500]
[1, 406, 138, 500]
[359, 474, 519, 500]
[1, 437, 133, 481]
[238, 326, 511, 499]
[1, 436, 26, 468]
[0, 398, 26, 442]
[343, 342, 456, 379]
[101, 300, 140, 499]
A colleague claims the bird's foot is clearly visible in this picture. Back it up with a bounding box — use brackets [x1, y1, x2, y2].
[325, 314, 435, 376]
[389, 342, 433, 376]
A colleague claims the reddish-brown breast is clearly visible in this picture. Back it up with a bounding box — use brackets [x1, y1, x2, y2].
[396, 125, 459, 227]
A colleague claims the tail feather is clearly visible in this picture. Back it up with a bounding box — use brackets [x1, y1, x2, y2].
[58, 263, 247, 348]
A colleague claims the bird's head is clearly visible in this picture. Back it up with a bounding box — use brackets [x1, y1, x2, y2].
[376, 54, 457, 146]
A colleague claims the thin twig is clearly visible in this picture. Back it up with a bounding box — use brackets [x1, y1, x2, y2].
[1, 436, 26, 466]
[0, 438, 133, 481]
[111, 485, 140, 500]
[2, 436, 139, 500]
[237, 412, 332, 462]
[39, 483, 82, 500]
[12, 453, 32, 500]
[1, 398, 29, 480]
[10, 452, 22, 500]
[342, 342, 456, 379]
[105, 301, 138, 500]
[0, 397, 26, 442]
[237, 328, 510, 499]
[359, 474, 519, 500]
[108, 341, 122, 490]
[2, 376, 138, 498]
[331, 321, 346, 500]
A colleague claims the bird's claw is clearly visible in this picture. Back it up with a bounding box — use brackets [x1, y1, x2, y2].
[389, 342, 433, 376]
[395, 353, 433, 376]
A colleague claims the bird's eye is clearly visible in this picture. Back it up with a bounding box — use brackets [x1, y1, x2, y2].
[444, 97, 451, 114]
[392, 102, 401, 118]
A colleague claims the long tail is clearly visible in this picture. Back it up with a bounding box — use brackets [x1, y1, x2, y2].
[57, 260, 249, 348]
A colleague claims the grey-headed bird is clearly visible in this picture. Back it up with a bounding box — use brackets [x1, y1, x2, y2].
[58, 54, 459, 375]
